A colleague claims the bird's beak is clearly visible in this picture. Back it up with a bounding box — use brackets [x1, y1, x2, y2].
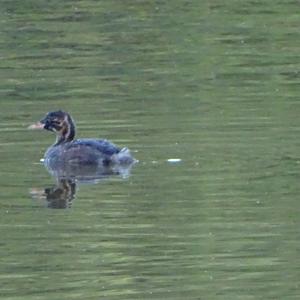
[28, 121, 45, 130]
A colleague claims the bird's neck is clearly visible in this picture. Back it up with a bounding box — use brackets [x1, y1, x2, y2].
[54, 115, 76, 145]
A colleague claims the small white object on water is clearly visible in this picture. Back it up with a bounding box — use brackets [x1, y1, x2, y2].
[40, 158, 45, 162]
[167, 158, 182, 163]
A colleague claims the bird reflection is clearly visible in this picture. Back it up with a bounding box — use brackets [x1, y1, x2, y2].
[31, 178, 76, 209]
[30, 161, 136, 209]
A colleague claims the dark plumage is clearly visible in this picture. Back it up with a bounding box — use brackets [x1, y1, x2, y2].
[29, 111, 136, 167]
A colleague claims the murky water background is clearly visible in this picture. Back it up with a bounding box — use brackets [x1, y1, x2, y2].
[1, 1, 300, 299]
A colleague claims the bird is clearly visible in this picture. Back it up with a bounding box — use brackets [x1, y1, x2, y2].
[29, 110, 136, 168]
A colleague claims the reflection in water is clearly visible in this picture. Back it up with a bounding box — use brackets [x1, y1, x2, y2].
[31, 161, 136, 209]
[31, 179, 76, 209]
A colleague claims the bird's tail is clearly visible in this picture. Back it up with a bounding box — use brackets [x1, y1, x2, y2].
[112, 147, 138, 165]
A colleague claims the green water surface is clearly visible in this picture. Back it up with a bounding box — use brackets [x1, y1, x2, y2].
[0, 1, 300, 299]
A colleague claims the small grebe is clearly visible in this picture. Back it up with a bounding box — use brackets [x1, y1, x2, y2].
[29, 111, 136, 167]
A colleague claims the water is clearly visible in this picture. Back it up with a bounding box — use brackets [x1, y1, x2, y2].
[1, 1, 300, 299]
